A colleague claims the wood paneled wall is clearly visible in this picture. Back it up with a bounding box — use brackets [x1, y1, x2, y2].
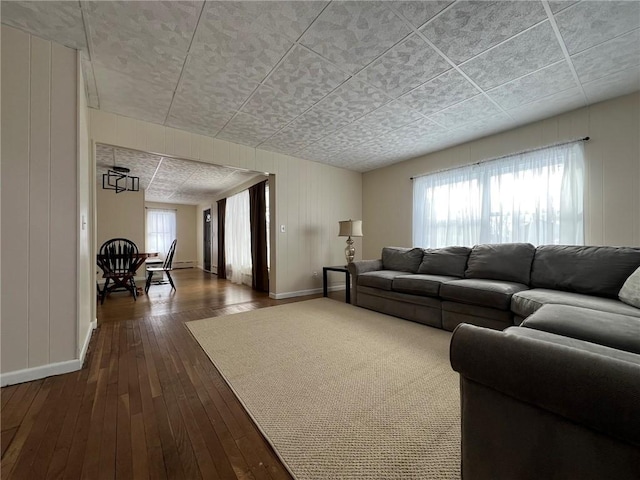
[1, 26, 78, 373]
[89, 109, 363, 297]
[363, 92, 640, 258]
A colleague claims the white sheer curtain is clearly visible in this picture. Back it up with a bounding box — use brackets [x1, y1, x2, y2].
[413, 142, 585, 248]
[146, 209, 176, 255]
[225, 190, 252, 285]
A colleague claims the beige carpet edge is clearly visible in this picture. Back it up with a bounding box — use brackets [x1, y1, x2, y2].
[185, 314, 300, 479]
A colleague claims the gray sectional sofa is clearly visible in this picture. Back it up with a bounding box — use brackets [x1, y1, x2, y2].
[348, 243, 640, 331]
[350, 243, 640, 479]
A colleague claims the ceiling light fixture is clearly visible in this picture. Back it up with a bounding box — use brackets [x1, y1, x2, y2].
[102, 150, 140, 193]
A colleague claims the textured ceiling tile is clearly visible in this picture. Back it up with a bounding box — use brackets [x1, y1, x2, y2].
[572, 30, 640, 85]
[94, 66, 173, 124]
[297, 141, 344, 161]
[259, 122, 325, 152]
[154, 163, 196, 187]
[356, 101, 424, 132]
[314, 78, 391, 123]
[556, 1, 640, 54]
[165, 114, 224, 138]
[1, 1, 87, 51]
[218, 113, 282, 146]
[300, 1, 412, 74]
[507, 87, 585, 124]
[189, 2, 295, 82]
[179, 57, 259, 112]
[391, 1, 454, 28]
[428, 94, 503, 129]
[358, 34, 451, 98]
[86, 1, 202, 52]
[460, 21, 564, 90]
[90, 35, 186, 89]
[241, 85, 313, 128]
[487, 61, 576, 110]
[284, 108, 352, 138]
[420, 1, 546, 64]
[400, 70, 478, 116]
[264, 46, 350, 102]
[167, 90, 235, 136]
[583, 66, 640, 104]
[330, 122, 390, 149]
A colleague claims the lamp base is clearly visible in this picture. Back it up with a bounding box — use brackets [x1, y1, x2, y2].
[344, 236, 355, 264]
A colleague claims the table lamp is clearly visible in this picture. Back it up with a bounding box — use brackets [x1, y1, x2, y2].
[338, 220, 363, 265]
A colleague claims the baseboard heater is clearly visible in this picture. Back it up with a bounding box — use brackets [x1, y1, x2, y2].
[172, 261, 195, 269]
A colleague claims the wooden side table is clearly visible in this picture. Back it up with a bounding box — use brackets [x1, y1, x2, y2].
[323, 265, 351, 303]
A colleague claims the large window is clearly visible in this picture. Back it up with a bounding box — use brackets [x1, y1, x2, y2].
[146, 208, 176, 255]
[413, 142, 585, 248]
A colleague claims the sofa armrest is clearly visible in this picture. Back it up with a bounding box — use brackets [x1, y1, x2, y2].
[450, 324, 640, 446]
[348, 259, 382, 305]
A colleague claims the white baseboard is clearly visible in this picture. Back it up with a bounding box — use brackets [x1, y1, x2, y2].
[269, 284, 346, 300]
[0, 319, 98, 387]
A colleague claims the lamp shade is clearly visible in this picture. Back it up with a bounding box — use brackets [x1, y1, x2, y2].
[338, 220, 363, 237]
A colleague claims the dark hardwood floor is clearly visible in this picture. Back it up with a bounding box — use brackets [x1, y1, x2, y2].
[1, 269, 341, 479]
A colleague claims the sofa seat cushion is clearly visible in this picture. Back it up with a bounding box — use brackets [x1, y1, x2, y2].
[511, 289, 640, 319]
[392, 274, 458, 297]
[440, 279, 529, 310]
[521, 305, 640, 355]
[506, 326, 640, 366]
[358, 270, 406, 290]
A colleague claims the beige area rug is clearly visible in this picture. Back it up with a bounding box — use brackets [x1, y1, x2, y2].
[186, 298, 460, 479]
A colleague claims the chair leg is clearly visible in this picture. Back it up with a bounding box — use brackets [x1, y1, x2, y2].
[166, 271, 176, 291]
[100, 278, 110, 304]
[131, 277, 137, 301]
[145, 271, 153, 294]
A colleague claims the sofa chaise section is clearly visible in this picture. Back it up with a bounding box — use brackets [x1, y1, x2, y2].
[450, 304, 640, 479]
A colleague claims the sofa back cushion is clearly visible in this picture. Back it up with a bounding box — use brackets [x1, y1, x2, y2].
[465, 243, 535, 285]
[418, 246, 471, 277]
[531, 245, 640, 298]
[381, 247, 423, 273]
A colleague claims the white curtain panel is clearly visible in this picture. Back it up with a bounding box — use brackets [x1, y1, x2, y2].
[225, 189, 252, 285]
[413, 142, 585, 248]
[146, 209, 177, 256]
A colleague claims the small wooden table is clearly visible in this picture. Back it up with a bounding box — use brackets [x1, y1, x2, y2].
[323, 265, 351, 304]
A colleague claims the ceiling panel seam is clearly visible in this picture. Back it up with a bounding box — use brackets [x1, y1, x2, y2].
[541, 0, 589, 104]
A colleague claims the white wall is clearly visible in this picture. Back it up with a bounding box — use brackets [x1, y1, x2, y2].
[1, 26, 83, 377]
[362, 92, 640, 258]
[89, 109, 363, 298]
[145, 202, 197, 265]
[96, 187, 145, 251]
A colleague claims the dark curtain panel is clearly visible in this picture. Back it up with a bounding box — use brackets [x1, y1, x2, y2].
[249, 180, 269, 292]
[217, 198, 226, 279]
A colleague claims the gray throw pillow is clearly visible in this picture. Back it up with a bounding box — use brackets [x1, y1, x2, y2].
[381, 247, 423, 273]
[619, 266, 640, 308]
[418, 246, 471, 277]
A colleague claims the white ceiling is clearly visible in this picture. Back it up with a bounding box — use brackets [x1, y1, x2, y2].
[96, 143, 263, 205]
[3, 1, 639, 172]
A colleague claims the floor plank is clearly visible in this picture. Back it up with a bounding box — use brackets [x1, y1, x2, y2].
[1, 268, 347, 479]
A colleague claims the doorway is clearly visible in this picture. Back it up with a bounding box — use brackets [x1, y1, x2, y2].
[203, 208, 212, 272]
